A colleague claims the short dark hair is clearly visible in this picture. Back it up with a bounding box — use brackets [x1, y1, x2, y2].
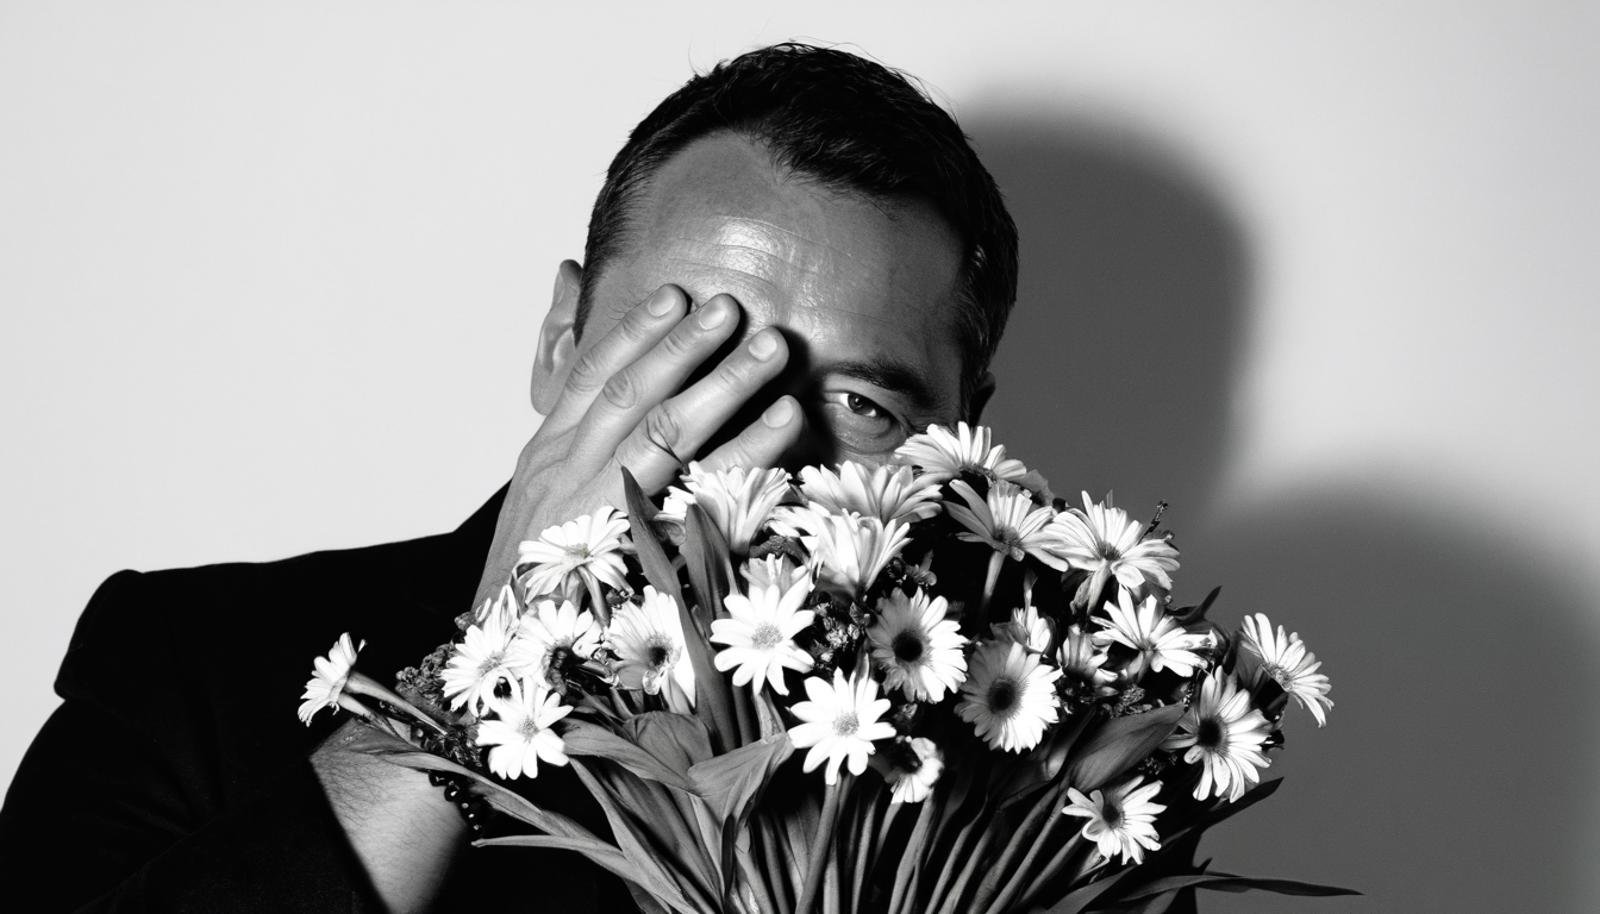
[577, 42, 1018, 413]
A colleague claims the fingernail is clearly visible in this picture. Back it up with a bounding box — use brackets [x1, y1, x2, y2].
[696, 299, 730, 329]
[748, 330, 779, 360]
[646, 287, 677, 317]
[762, 397, 795, 428]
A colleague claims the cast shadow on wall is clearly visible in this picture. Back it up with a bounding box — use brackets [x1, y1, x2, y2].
[967, 111, 1596, 912]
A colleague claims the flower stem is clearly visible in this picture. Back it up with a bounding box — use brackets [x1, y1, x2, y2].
[796, 775, 849, 914]
[585, 572, 611, 627]
[977, 551, 1005, 623]
[345, 672, 448, 735]
[979, 783, 1070, 914]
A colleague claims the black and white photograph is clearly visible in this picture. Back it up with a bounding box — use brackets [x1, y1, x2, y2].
[1, 3, 1595, 911]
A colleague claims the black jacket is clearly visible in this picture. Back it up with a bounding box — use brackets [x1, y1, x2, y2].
[0, 489, 628, 912]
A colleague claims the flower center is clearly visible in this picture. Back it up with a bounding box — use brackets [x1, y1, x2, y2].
[751, 623, 786, 650]
[833, 712, 861, 737]
[987, 678, 1019, 715]
[1261, 662, 1290, 686]
[548, 645, 573, 672]
[517, 716, 543, 741]
[647, 638, 674, 668]
[1197, 717, 1225, 750]
[1098, 542, 1122, 561]
[477, 652, 506, 677]
[892, 631, 925, 663]
[1100, 799, 1123, 828]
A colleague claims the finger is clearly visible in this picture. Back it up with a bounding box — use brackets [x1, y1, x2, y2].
[548, 284, 688, 427]
[570, 293, 747, 464]
[691, 395, 806, 476]
[605, 325, 791, 487]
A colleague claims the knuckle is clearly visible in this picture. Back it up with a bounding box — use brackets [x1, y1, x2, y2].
[616, 310, 653, 344]
[655, 325, 698, 361]
[710, 358, 751, 396]
[600, 368, 639, 410]
[566, 350, 607, 393]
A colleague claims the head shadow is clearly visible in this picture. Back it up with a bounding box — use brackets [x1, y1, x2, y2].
[961, 107, 1599, 910]
[967, 112, 1249, 516]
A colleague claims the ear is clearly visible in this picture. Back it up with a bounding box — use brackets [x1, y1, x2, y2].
[531, 259, 584, 415]
[965, 370, 997, 424]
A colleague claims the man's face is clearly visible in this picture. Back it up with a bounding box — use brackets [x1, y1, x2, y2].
[575, 132, 969, 467]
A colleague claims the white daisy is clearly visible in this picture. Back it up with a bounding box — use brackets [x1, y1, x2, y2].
[1062, 776, 1166, 865]
[1047, 492, 1180, 609]
[801, 512, 911, 599]
[608, 586, 696, 707]
[788, 670, 897, 785]
[1092, 588, 1210, 680]
[441, 612, 542, 716]
[1057, 624, 1118, 703]
[948, 480, 1068, 569]
[741, 553, 810, 592]
[473, 582, 521, 631]
[993, 602, 1054, 654]
[298, 633, 365, 725]
[475, 677, 573, 780]
[1164, 669, 1272, 802]
[884, 737, 945, 804]
[710, 569, 816, 696]
[956, 640, 1062, 753]
[518, 597, 603, 681]
[662, 462, 792, 554]
[867, 589, 968, 702]
[798, 461, 942, 525]
[516, 507, 631, 599]
[892, 422, 1028, 484]
[1239, 613, 1333, 727]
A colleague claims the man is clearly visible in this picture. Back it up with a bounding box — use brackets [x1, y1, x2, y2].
[0, 43, 1017, 911]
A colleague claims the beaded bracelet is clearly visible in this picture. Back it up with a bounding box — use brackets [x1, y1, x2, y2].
[402, 722, 496, 837]
[428, 770, 494, 837]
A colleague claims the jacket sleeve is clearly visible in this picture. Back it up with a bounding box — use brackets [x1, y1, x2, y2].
[0, 570, 388, 913]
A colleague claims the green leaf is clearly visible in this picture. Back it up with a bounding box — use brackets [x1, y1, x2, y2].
[622, 467, 686, 606]
[682, 503, 735, 631]
[1114, 873, 1361, 902]
[344, 726, 601, 843]
[677, 503, 743, 751]
[1063, 704, 1185, 792]
[1168, 586, 1222, 626]
[689, 733, 795, 825]
[1000, 708, 1096, 808]
[623, 711, 715, 771]
[586, 759, 725, 908]
[560, 718, 698, 792]
[571, 758, 722, 914]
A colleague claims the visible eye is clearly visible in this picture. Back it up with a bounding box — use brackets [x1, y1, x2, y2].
[821, 389, 907, 456]
[841, 392, 887, 419]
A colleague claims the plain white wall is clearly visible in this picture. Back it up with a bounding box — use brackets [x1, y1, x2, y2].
[3, 2, 1596, 909]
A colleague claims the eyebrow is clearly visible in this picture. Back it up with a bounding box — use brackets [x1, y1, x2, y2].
[823, 357, 944, 414]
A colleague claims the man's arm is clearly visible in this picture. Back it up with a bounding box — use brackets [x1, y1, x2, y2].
[310, 721, 464, 914]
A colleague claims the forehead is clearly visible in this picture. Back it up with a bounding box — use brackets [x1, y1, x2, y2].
[586, 132, 967, 417]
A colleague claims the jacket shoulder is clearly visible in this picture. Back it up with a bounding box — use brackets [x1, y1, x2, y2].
[57, 534, 471, 751]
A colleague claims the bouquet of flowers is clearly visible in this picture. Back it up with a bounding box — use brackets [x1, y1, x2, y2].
[300, 423, 1351, 913]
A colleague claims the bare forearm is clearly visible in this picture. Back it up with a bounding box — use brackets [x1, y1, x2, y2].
[310, 721, 464, 914]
